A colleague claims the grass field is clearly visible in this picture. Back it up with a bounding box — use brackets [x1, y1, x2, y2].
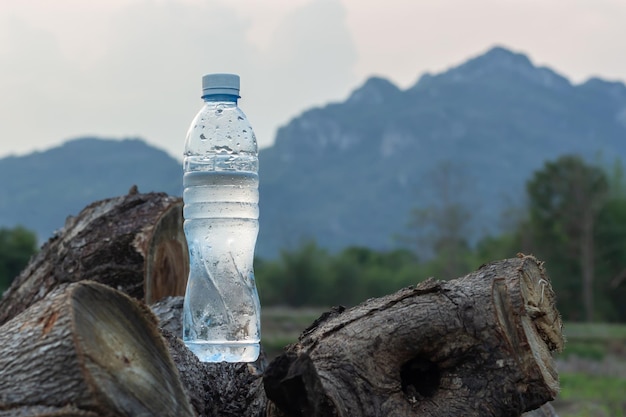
[261, 308, 626, 416]
[554, 322, 626, 416]
[261, 306, 326, 358]
[554, 373, 626, 416]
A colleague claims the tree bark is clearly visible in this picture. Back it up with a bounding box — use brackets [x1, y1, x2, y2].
[524, 404, 559, 417]
[0, 189, 187, 327]
[0, 281, 194, 417]
[0, 192, 565, 417]
[149, 291, 561, 417]
[263, 255, 564, 417]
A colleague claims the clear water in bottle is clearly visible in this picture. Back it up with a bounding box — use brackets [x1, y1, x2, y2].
[182, 74, 261, 362]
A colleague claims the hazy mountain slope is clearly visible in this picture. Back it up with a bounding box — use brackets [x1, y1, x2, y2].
[2, 47, 626, 259]
[257, 46, 626, 258]
[0, 137, 182, 240]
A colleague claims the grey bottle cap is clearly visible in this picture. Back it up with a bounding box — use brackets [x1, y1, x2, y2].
[202, 73, 240, 97]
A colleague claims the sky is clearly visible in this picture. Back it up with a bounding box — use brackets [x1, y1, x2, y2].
[1, 0, 625, 160]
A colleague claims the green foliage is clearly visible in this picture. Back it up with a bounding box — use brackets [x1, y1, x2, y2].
[523, 155, 622, 321]
[526, 156, 608, 259]
[560, 342, 607, 361]
[255, 240, 332, 306]
[474, 233, 522, 265]
[255, 241, 422, 307]
[0, 226, 38, 292]
[557, 373, 626, 417]
[260, 307, 327, 359]
[564, 322, 626, 340]
[255, 235, 521, 308]
[500, 155, 626, 322]
[327, 246, 421, 305]
[594, 197, 626, 321]
[398, 161, 475, 280]
[558, 322, 626, 360]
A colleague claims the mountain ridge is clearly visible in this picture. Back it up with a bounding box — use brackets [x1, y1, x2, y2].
[1, 46, 625, 259]
[0, 137, 182, 241]
[256, 46, 626, 257]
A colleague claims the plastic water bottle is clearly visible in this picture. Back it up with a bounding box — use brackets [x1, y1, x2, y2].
[182, 73, 261, 362]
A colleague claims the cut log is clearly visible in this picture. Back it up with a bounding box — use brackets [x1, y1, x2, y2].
[149, 257, 563, 417]
[0, 189, 187, 327]
[0, 190, 565, 417]
[0, 405, 99, 417]
[0, 256, 563, 417]
[263, 255, 564, 417]
[0, 281, 194, 417]
[523, 403, 559, 417]
[142, 200, 188, 304]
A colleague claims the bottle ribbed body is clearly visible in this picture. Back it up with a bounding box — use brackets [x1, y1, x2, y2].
[182, 93, 261, 363]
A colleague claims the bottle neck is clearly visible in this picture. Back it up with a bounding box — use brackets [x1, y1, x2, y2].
[202, 94, 239, 104]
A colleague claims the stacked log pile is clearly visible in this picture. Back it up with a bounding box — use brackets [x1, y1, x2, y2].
[0, 190, 564, 417]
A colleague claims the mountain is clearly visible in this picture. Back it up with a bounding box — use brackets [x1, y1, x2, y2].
[0, 137, 182, 240]
[256, 46, 626, 258]
[2, 46, 626, 259]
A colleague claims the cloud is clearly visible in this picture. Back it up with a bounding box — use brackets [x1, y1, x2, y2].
[245, 0, 358, 143]
[85, 0, 255, 155]
[0, 16, 87, 151]
[343, 0, 626, 87]
[0, 0, 359, 159]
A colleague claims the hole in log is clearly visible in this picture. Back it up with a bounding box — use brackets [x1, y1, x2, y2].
[401, 356, 441, 400]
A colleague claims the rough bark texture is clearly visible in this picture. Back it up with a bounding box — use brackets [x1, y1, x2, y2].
[524, 404, 559, 417]
[150, 295, 560, 417]
[0, 192, 564, 417]
[0, 189, 186, 326]
[263, 256, 564, 417]
[0, 281, 194, 417]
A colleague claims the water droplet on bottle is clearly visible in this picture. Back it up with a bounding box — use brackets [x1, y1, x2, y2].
[238, 116, 244, 121]
[242, 129, 247, 133]
[200, 133, 206, 140]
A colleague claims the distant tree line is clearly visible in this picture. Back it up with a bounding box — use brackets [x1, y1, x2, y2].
[255, 242, 420, 307]
[255, 154, 626, 323]
[522, 155, 626, 322]
[0, 226, 38, 292]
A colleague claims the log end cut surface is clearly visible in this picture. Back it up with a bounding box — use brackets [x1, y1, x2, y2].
[0, 281, 194, 417]
[71, 282, 194, 417]
[140, 200, 188, 304]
